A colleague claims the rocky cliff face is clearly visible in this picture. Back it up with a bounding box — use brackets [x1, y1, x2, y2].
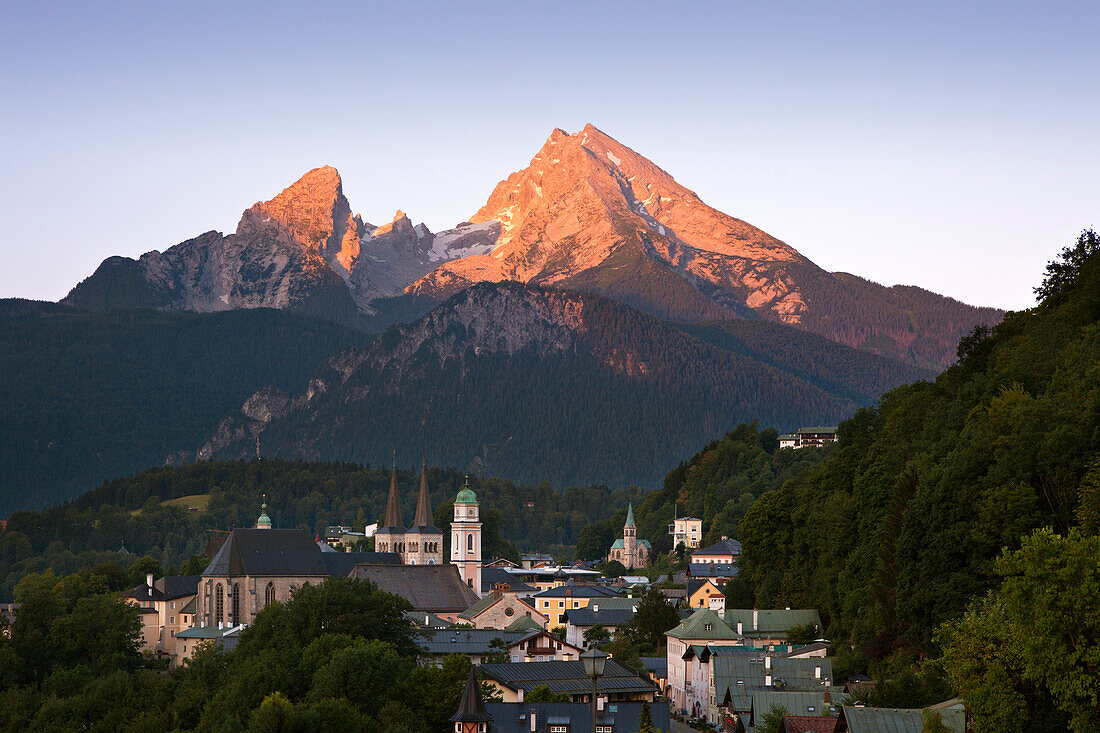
[65, 128, 1000, 368]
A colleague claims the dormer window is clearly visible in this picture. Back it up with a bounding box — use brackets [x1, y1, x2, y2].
[704, 623, 713, 631]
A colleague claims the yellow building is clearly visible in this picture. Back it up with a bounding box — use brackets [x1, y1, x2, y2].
[669, 517, 704, 550]
[532, 584, 622, 628]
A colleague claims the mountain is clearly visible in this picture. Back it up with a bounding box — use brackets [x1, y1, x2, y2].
[409, 124, 1001, 369]
[66, 127, 1000, 369]
[63, 166, 496, 323]
[0, 300, 370, 513]
[197, 282, 932, 490]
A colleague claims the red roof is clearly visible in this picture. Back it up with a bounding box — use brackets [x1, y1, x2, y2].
[781, 715, 838, 733]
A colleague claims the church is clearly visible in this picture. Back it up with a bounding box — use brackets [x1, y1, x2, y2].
[606, 503, 651, 569]
[373, 462, 483, 595]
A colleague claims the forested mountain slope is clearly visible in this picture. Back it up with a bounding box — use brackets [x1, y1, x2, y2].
[737, 230, 1100, 650]
[200, 283, 928, 490]
[0, 303, 370, 513]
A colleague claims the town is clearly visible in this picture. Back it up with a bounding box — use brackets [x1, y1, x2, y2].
[5, 443, 960, 733]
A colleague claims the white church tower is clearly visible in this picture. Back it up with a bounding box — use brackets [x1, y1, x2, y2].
[450, 476, 482, 597]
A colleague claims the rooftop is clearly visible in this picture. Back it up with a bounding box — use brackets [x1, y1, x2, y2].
[482, 701, 670, 733]
[348, 563, 479, 612]
[666, 608, 743, 641]
[478, 659, 655, 697]
[724, 609, 822, 636]
[692, 539, 742, 556]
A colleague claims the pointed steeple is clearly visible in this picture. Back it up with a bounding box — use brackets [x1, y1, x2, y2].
[412, 460, 438, 530]
[382, 456, 404, 530]
[450, 667, 493, 724]
[625, 502, 636, 528]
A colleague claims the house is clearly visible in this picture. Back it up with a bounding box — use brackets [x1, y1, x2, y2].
[711, 652, 835, 729]
[458, 586, 547, 629]
[669, 516, 704, 550]
[482, 701, 671, 733]
[639, 656, 669, 695]
[665, 608, 747, 718]
[688, 563, 739, 583]
[174, 623, 244, 660]
[417, 627, 582, 665]
[838, 701, 965, 733]
[348, 563, 480, 618]
[781, 427, 839, 450]
[122, 574, 201, 665]
[687, 579, 726, 611]
[690, 538, 742, 565]
[532, 583, 622, 628]
[658, 587, 687, 606]
[478, 659, 658, 704]
[483, 558, 521, 570]
[561, 597, 639, 649]
[722, 608, 822, 647]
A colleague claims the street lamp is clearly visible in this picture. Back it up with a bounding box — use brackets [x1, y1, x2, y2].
[580, 648, 608, 733]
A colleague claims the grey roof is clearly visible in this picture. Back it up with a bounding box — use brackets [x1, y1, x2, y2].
[179, 596, 197, 614]
[752, 691, 837, 722]
[532, 584, 622, 599]
[689, 563, 740, 578]
[561, 602, 637, 628]
[349, 563, 479, 612]
[453, 667, 493, 723]
[123, 575, 201, 602]
[483, 702, 669, 733]
[693, 539, 742, 556]
[479, 658, 655, 697]
[841, 706, 925, 733]
[666, 608, 742, 641]
[204, 529, 329, 577]
[419, 627, 541, 656]
[639, 656, 667, 679]
[406, 610, 453, 628]
[713, 656, 834, 712]
[482, 567, 537, 594]
[724, 609, 822, 636]
[321, 551, 401, 577]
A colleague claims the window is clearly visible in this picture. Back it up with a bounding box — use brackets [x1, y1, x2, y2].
[550, 725, 569, 731]
[231, 582, 240, 622]
[265, 582, 276, 607]
[170, 601, 175, 609]
[704, 623, 712, 631]
[215, 584, 224, 624]
[468, 508, 474, 516]
[467, 534, 474, 551]
[807, 706, 816, 712]
[505, 607, 515, 616]
[169, 616, 175, 624]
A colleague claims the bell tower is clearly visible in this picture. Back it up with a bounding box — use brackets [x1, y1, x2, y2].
[450, 476, 482, 597]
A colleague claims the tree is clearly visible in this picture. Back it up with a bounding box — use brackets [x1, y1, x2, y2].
[525, 684, 569, 702]
[484, 637, 509, 664]
[601, 560, 626, 578]
[638, 702, 656, 733]
[757, 703, 788, 733]
[583, 624, 611, 648]
[1035, 228, 1099, 304]
[622, 587, 680, 650]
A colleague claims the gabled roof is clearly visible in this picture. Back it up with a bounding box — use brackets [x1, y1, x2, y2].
[840, 706, 925, 733]
[752, 691, 836, 721]
[482, 567, 537, 594]
[639, 656, 667, 679]
[478, 659, 655, 696]
[419, 627, 542, 655]
[349, 564, 479, 612]
[780, 715, 839, 733]
[533, 584, 622, 599]
[482, 702, 670, 733]
[692, 539, 742, 557]
[204, 529, 329, 577]
[687, 578, 723, 599]
[179, 596, 197, 614]
[123, 575, 201, 602]
[460, 592, 541, 622]
[724, 609, 822, 636]
[505, 615, 545, 632]
[712, 656, 834, 712]
[797, 426, 837, 434]
[561, 600, 638, 628]
[321, 551, 401, 578]
[689, 563, 740, 578]
[609, 538, 653, 550]
[666, 608, 742, 641]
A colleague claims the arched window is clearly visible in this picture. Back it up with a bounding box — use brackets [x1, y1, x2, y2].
[215, 584, 224, 624]
[231, 583, 240, 623]
[265, 582, 276, 607]
[467, 534, 474, 551]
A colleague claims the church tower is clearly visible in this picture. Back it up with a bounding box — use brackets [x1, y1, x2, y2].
[255, 495, 272, 530]
[405, 462, 443, 565]
[623, 502, 637, 566]
[450, 476, 482, 596]
[375, 459, 406, 560]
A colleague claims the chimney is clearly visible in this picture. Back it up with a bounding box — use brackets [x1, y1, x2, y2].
[765, 656, 772, 670]
[517, 687, 524, 703]
[592, 603, 599, 613]
[146, 573, 154, 589]
[824, 690, 831, 704]
[721, 535, 728, 541]
[597, 695, 605, 712]
[765, 674, 772, 687]
[815, 665, 822, 679]
[530, 712, 536, 732]
[753, 609, 758, 631]
[736, 621, 743, 635]
[424, 614, 430, 626]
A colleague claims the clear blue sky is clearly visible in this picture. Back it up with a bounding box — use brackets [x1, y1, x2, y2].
[2, 1, 1097, 310]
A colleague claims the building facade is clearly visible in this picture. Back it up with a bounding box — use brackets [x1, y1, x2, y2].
[606, 504, 651, 569]
[669, 516, 704, 550]
[451, 477, 483, 596]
